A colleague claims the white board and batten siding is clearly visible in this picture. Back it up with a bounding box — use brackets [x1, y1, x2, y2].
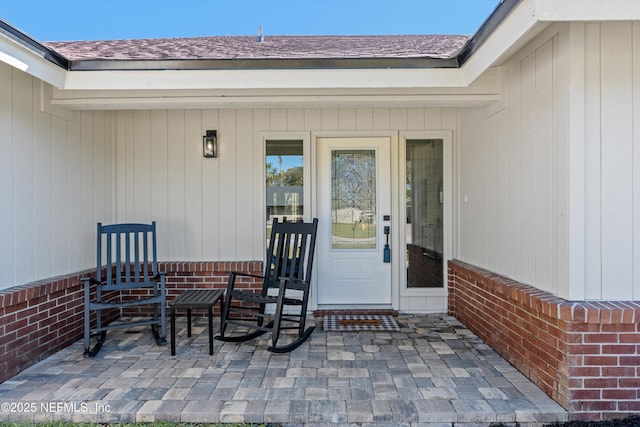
[0, 62, 115, 290]
[458, 28, 564, 298]
[459, 22, 640, 302]
[112, 109, 456, 246]
[583, 22, 640, 301]
[112, 107, 457, 313]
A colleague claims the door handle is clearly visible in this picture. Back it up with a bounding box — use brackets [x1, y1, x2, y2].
[383, 226, 391, 263]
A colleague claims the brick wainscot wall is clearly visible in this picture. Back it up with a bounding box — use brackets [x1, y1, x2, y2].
[449, 260, 640, 421]
[0, 261, 262, 384]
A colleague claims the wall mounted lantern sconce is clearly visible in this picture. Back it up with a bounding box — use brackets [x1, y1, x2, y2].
[203, 130, 218, 158]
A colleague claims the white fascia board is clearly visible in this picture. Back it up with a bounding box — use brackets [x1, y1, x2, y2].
[0, 35, 66, 88]
[62, 68, 466, 91]
[461, 0, 542, 84]
[50, 93, 500, 110]
[459, 0, 640, 85]
[534, 0, 640, 22]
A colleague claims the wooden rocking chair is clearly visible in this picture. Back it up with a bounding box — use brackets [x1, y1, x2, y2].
[216, 218, 318, 353]
[82, 222, 167, 357]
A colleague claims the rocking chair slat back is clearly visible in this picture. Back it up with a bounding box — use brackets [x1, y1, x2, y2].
[265, 219, 316, 287]
[98, 223, 158, 287]
[82, 222, 166, 357]
[217, 217, 319, 353]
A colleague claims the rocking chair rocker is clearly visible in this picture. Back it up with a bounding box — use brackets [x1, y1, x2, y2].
[82, 222, 167, 357]
[216, 218, 318, 353]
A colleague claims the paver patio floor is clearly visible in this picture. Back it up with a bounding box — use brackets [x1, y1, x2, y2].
[0, 314, 567, 426]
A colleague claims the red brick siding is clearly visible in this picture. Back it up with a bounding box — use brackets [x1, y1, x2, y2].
[0, 261, 262, 384]
[449, 260, 640, 422]
[0, 271, 93, 384]
[121, 261, 262, 317]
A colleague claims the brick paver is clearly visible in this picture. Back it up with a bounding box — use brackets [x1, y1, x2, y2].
[0, 314, 568, 426]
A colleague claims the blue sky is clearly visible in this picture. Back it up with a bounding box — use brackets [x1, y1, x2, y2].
[2, 0, 500, 42]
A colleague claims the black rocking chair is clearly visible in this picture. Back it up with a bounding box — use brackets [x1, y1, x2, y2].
[216, 218, 318, 353]
[82, 222, 167, 357]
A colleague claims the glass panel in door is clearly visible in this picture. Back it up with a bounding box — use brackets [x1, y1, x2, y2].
[331, 150, 376, 250]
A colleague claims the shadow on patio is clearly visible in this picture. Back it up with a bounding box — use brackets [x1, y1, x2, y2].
[0, 314, 567, 426]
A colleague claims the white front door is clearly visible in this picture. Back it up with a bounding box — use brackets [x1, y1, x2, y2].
[316, 137, 392, 306]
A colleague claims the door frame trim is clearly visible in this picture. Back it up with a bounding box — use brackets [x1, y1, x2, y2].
[311, 131, 400, 310]
[399, 130, 454, 299]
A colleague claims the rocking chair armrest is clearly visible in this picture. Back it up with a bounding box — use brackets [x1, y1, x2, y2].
[80, 276, 102, 286]
[277, 276, 308, 291]
[153, 272, 167, 281]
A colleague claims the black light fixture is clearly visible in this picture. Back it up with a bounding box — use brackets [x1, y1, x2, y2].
[203, 130, 218, 158]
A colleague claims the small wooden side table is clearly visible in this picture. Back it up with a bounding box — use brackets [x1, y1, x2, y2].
[170, 289, 224, 356]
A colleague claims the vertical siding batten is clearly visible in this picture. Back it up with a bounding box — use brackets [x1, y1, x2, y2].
[150, 110, 169, 256]
[633, 22, 640, 299]
[236, 109, 254, 259]
[520, 52, 537, 286]
[552, 34, 562, 297]
[184, 110, 203, 260]
[584, 23, 603, 299]
[13, 70, 35, 285]
[253, 109, 271, 260]
[355, 108, 373, 130]
[338, 108, 356, 130]
[123, 111, 135, 221]
[564, 23, 586, 300]
[497, 109, 510, 274]
[600, 23, 634, 300]
[51, 115, 68, 274]
[458, 108, 486, 265]
[80, 111, 95, 267]
[0, 63, 15, 287]
[507, 66, 523, 279]
[167, 110, 187, 259]
[66, 111, 82, 272]
[132, 110, 152, 223]
[218, 109, 237, 259]
[201, 109, 220, 261]
[93, 111, 107, 226]
[372, 108, 391, 130]
[534, 39, 554, 293]
[33, 76, 53, 281]
[485, 112, 499, 271]
[287, 108, 305, 131]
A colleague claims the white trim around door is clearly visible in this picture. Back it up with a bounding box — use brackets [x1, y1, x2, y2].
[314, 133, 399, 310]
[398, 131, 453, 313]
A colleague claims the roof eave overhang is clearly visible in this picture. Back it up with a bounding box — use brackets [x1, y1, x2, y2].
[61, 68, 470, 91]
[4, 0, 640, 93]
[0, 19, 67, 87]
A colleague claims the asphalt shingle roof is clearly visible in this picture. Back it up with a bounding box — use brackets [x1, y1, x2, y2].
[44, 34, 471, 62]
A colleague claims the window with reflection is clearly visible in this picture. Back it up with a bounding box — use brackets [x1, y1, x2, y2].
[266, 140, 303, 236]
[406, 139, 444, 288]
